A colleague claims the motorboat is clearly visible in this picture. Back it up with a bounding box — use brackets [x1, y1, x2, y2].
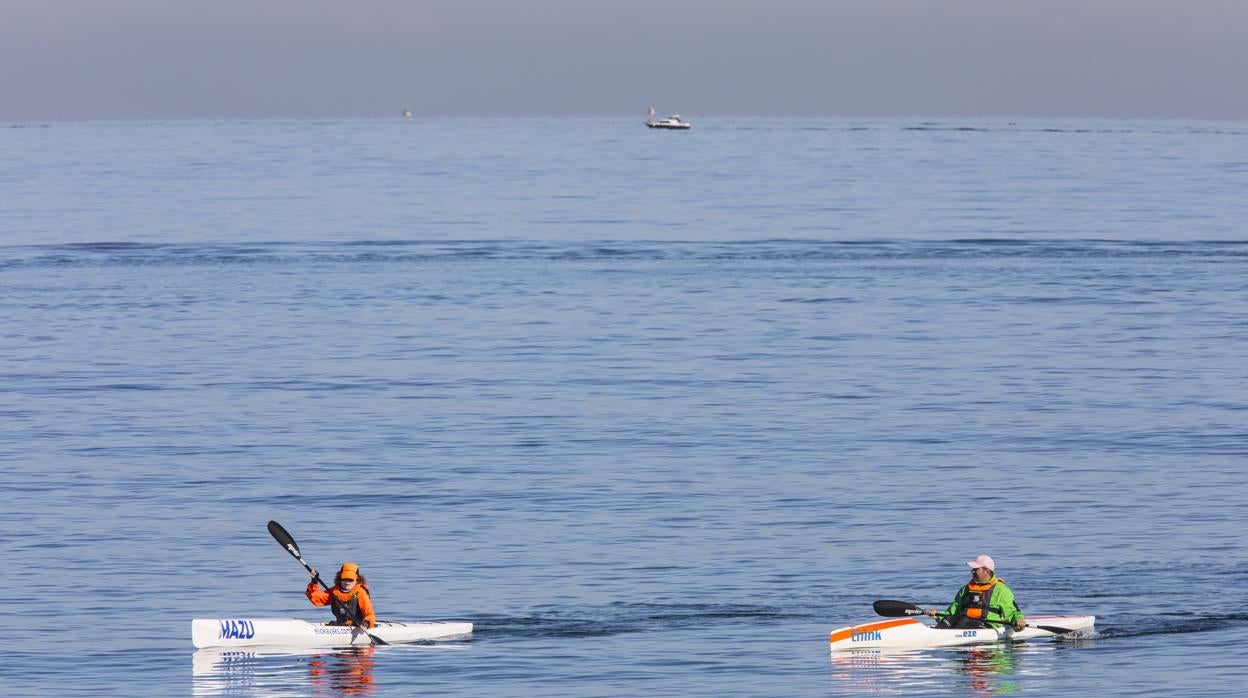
[646, 107, 691, 130]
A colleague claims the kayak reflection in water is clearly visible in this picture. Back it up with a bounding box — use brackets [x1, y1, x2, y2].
[925, 555, 1025, 631]
[309, 646, 376, 696]
[307, 562, 377, 629]
[955, 646, 1018, 696]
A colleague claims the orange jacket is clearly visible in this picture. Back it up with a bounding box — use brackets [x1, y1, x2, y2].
[307, 581, 376, 628]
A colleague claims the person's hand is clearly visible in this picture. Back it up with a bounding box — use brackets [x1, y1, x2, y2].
[1014, 620, 1025, 631]
[309, 568, 318, 580]
[925, 609, 937, 617]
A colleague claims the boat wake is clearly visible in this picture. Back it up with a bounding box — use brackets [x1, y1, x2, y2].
[471, 602, 798, 639]
[1092, 612, 1248, 640]
[4, 239, 1245, 271]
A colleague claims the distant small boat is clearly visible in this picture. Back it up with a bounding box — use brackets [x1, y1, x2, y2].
[646, 107, 691, 130]
[402, 109, 412, 118]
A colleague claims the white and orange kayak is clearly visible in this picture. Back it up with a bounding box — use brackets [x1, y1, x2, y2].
[192, 618, 472, 648]
[829, 615, 1094, 651]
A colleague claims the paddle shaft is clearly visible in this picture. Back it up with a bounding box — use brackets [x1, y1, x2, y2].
[873, 599, 1075, 634]
[267, 520, 385, 645]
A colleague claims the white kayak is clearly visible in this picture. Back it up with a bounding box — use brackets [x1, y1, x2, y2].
[192, 618, 473, 648]
[828, 615, 1094, 651]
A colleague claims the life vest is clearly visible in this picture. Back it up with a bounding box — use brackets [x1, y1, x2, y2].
[956, 577, 1002, 622]
[328, 585, 369, 626]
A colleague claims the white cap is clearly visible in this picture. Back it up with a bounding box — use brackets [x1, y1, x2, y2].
[966, 555, 995, 571]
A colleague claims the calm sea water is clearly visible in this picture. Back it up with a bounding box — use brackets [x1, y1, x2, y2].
[2, 118, 1246, 696]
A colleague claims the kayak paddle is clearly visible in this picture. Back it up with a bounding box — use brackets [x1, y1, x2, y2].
[872, 599, 1077, 634]
[1022, 621, 1079, 635]
[873, 599, 932, 617]
[269, 520, 328, 590]
[267, 520, 387, 645]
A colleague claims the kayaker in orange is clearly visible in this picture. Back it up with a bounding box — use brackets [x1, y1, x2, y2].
[306, 562, 377, 629]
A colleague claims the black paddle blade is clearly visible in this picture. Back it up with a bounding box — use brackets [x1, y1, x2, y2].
[874, 600, 927, 617]
[267, 520, 302, 559]
[1034, 624, 1076, 635]
[355, 626, 389, 646]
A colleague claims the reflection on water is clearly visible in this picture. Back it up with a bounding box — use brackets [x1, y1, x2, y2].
[954, 647, 1018, 696]
[830, 644, 1054, 696]
[309, 647, 376, 696]
[192, 646, 376, 697]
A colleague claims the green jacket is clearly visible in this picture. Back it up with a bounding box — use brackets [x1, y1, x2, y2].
[943, 576, 1025, 627]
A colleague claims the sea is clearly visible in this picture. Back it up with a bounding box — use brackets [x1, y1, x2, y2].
[2, 117, 1246, 696]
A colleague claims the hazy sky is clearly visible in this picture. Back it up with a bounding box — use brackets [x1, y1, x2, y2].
[4, 0, 1247, 121]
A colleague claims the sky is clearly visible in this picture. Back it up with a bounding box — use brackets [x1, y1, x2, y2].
[3, 0, 1247, 121]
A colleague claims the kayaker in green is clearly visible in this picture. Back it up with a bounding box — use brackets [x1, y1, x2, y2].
[926, 555, 1026, 631]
